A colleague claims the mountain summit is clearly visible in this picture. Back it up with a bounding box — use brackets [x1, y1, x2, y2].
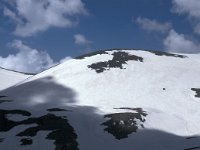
[0, 49, 200, 150]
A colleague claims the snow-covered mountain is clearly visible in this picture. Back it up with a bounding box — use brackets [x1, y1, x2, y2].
[0, 49, 200, 150]
[0, 67, 32, 91]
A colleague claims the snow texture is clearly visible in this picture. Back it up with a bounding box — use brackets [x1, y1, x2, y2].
[0, 49, 200, 150]
[0, 67, 32, 91]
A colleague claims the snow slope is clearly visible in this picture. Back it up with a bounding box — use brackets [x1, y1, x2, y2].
[0, 49, 200, 150]
[0, 67, 32, 91]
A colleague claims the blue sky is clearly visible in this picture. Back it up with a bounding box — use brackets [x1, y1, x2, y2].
[0, 0, 200, 73]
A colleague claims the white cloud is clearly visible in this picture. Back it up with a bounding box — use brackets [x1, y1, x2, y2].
[0, 40, 55, 73]
[136, 17, 171, 33]
[163, 30, 200, 53]
[3, 0, 87, 37]
[74, 34, 92, 45]
[172, 0, 200, 34]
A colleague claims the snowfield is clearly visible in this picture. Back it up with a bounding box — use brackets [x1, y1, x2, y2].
[0, 67, 32, 91]
[0, 49, 200, 150]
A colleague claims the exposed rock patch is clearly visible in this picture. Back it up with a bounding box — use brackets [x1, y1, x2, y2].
[88, 51, 143, 73]
[17, 113, 78, 150]
[191, 88, 200, 98]
[0, 100, 12, 104]
[148, 50, 186, 58]
[75, 49, 187, 60]
[0, 96, 6, 98]
[0, 96, 12, 104]
[0, 138, 3, 143]
[0, 109, 31, 132]
[0, 104, 78, 150]
[47, 108, 68, 112]
[184, 147, 200, 150]
[20, 138, 32, 146]
[102, 108, 147, 139]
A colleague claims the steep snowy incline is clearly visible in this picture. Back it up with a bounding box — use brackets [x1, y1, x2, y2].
[0, 67, 32, 91]
[1, 49, 200, 150]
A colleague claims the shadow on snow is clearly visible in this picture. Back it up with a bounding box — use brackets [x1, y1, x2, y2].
[0, 77, 199, 150]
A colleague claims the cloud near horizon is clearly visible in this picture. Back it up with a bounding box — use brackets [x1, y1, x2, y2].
[0, 40, 56, 73]
[163, 30, 200, 53]
[3, 0, 87, 37]
[135, 8, 200, 53]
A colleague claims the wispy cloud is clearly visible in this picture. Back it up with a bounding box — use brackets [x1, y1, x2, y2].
[3, 7, 21, 24]
[0, 40, 55, 73]
[3, 0, 88, 37]
[135, 17, 171, 33]
[74, 34, 92, 46]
